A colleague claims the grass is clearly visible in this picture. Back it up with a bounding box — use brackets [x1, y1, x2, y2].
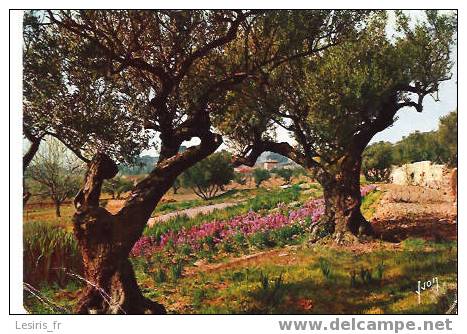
[26, 238, 457, 315]
[23, 221, 82, 287]
[23, 182, 457, 315]
[173, 239, 456, 314]
[361, 190, 383, 220]
[23, 203, 76, 227]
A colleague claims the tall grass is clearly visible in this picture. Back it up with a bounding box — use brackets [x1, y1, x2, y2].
[23, 222, 82, 286]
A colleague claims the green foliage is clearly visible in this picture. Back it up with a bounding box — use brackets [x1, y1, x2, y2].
[392, 131, 445, 165]
[249, 185, 300, 211]
[252, 168, 271, 188]
[360, 190, 382, 220]
[23, 222, 82, 286]
[102, 176, 134, 199]
[318, 258, 333, 280]
[170, 262, 184, 281]
[256, 272, 285, 312]
[362, 142, 394, 182]
[152, 268, 168, 283]
[27, 239, 457, 314]
[367, 110, 457, 169]
[181, 151, 235, 200]
[218, 11, 456, 202]
[272, 168, 294, 183]
[233, 171, 248, 185]
[437, 110, 457, 166]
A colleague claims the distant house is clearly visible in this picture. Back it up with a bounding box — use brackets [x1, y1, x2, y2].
[263, 160, 278, 170]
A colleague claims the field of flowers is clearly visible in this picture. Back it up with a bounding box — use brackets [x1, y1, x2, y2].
[131, 185, 377, 259]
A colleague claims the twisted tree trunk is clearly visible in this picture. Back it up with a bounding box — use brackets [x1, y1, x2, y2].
[72, 134, 222, 314]
[311, 154, 373, 244]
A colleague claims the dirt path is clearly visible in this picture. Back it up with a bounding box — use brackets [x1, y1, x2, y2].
[147, 201, 240, 227]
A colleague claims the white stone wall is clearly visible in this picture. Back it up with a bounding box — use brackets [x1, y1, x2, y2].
[390, 161, 450, 190]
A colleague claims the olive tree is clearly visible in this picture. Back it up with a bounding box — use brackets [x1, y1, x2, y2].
[252, 168, 271, 188]
[220, 11, 456, 243]
[181, 151, 234, 200]
[24, 10, 366, 314]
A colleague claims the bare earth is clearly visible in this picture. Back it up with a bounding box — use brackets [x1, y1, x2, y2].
[371, 184, 457, 242]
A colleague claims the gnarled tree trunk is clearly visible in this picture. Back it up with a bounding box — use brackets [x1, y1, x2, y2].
[311, 154, 373, 244]
[72, 134, 222, 314]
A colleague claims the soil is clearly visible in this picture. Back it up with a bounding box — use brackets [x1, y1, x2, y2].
[371, 184, 457, 242]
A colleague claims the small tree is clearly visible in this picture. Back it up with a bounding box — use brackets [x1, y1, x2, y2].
[273, 168, 294, 184]
[172, 177, 182, 194]
[437, 110, 457, 166]
[102, 177, 134, 199]
[233, 171, 248, 185]
[26, 138, 85, 217]
[362, 141, 394, 182]
[253, 168, 271, 188]
[181, 151, 235, 200]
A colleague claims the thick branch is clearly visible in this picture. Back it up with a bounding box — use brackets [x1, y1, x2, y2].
[232, 139, 309, 168]
[74, 153, 119, 211]
[120, 132, 223, 219]
[23, 134, 42, 172]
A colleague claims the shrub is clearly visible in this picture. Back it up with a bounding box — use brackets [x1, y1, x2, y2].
[272, 168, 294, 184]
[181, 151, 234, 200]
[252, 168, 271, 188]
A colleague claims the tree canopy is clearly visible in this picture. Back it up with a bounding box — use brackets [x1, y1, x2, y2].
[181, 151, 234, 200]
[219, 10, 456, 240]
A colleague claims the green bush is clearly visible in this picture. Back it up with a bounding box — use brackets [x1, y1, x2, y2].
[252, 168, 271, 188]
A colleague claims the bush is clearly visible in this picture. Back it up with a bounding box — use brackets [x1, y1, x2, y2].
[23, 222, 82, 286]
[252, 168, 271, 188]
[272, 168, 293, 184]
[181, 151, 235, 200]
